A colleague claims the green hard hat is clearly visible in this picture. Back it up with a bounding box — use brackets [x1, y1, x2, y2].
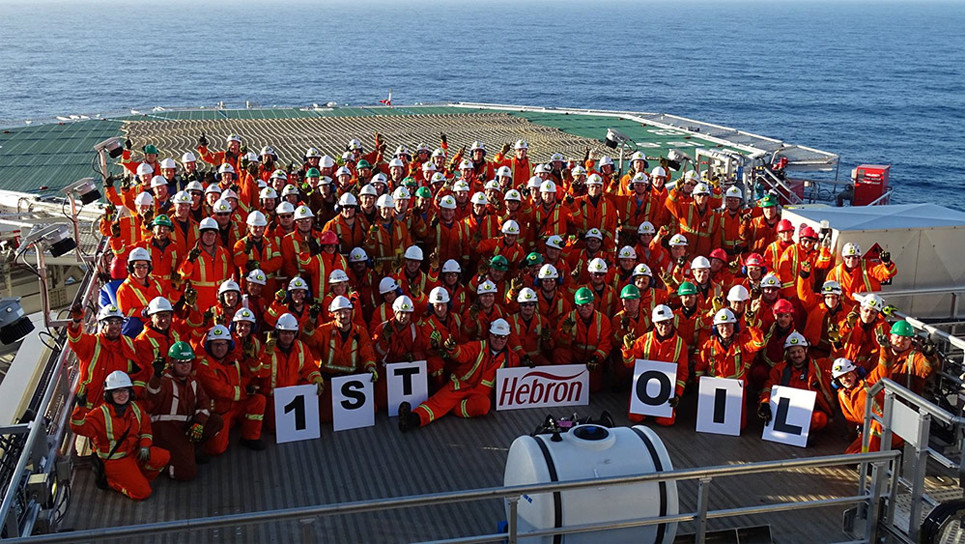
[402, 177, 417, 188]
[152, 214, 173, 228]
[525, 252, 543, 267]
[356, 159, 372, 169]
[306, 167, 321, 178]
[143, 144, 159, 155]
[677, 281, 698, 296]
[490, 255, 509, 271]
[574, 287, 595, 305]
[890, 320, 914, 337]
[759, 194, 778, 208]
[621, 284, 641, 300]
[168, 341, 195, 361]
[415, 186, 432, 198]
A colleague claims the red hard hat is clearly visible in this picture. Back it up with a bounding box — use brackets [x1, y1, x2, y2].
[745, 253, 764, 267]
[772, 298, 795, 315]
[319, 231, 338, 245]
[709, 248, 727, 261]
[777, 219, 794, 233]
[800, 226, 818, 240]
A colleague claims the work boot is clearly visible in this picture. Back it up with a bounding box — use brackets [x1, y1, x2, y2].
[240, 438, 266, 451]
[398, 402, 420, 433]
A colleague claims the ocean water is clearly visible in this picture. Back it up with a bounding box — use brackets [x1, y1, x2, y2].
[0, 0, 962, 209]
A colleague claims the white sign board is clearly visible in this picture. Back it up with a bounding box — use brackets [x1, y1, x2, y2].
[696, 377, 743, 436]
[386, 361, 429, 417]
[629, 359, 678, 419]
[273, 384, 321, 444]
[495, 365, 589, 411]
[762, 385, 817, 448]
[331, 374, 375, 432]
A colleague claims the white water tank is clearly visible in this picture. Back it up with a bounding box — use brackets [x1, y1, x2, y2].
[503, 424, 677, 544]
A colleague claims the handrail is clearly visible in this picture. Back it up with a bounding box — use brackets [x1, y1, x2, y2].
[866, 379, 962, 427]
[0, 451, 898, 543]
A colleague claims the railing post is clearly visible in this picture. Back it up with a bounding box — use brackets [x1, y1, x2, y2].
[865, 461, 884, 542]
[907, 411, 932, 542]
[696, 477, 712, 543]
[299, 517, 315, 544]
[507, 496, 519, 544]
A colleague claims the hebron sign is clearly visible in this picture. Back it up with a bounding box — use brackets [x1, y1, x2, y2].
[495, 365, 589, 411]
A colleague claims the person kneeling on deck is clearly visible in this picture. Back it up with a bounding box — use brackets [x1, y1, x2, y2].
[831, 357, 901, 454]
[70, 371, 170, 500]
[145, 342, 223, 481]
[398, 319, 519, 432]
[757, 332, 835, 435]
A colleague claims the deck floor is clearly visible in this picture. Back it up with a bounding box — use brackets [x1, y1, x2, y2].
[61, 389, 868, 543]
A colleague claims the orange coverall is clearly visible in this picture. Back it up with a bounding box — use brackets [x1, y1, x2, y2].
[196, 354, 265, 455]
[553, 309, 612, 393]
[622, 331, 689, 425]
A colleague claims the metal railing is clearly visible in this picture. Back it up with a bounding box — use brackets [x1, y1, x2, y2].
[0, 451, 898, 544]
[863, 378, 965, 543]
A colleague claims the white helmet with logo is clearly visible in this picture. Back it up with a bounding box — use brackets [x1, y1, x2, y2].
[652, 304, 674, 323]
[218, 279, 241, 296]
[328, 269, 349, 284]
[490, 318, 511, 336]
[477, 280, 498, 295]
[831, 358, 857, 378]
[275, 313, 299, 331]
[146, 297, 172, 315]
[104, 370, 133, 392]
[403, 245, 424, 261]
[428, 286, 450, 304]
[587, 258, 608, 274]
[233, 308, 257, 323]
[501, 220, 520, 235]
[713, 308, 738, 325]
[538, 264, 559, 280]
[441, 259, 461, 274]
[392, 296, 414, 313]
[517, 287, 538, 304]
[379, 277, 399, 294]
[784, 332, 809, 349]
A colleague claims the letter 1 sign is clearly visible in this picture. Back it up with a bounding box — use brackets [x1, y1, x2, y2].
[274, 384, 321, 444]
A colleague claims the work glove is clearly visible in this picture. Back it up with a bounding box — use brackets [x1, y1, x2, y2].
[920, 338, 937, 357]
[188, 246, 202, 261]
[139, 447, 151, 462]
[876, 331, 890, 347]
[845, 311, 859, 328]
[152, 356, 166, 378]
[668, 396, 680, 409]
[429, 251, 440, 271]
[245, 259, 259, 272]
[798, 267, 810, 279]
[244, 238, 254, 252]
[202, 309, 214, 325]
[104, 174, 115, 188]
[827, 322, 841, 343]
[675, 256, 687, 268]
[230, 183, 241, 195]
[443, 336, 457, 353]
[658, 225, 671, 238]
[563, 195, 574, 205]
[561, 314, 577, 334]
[620, 315, 631, 331]
[141, 208, 154, 224]
[69, 302, 84, 323]
[711, 295, 725, 312]
[245, 384, 256, 396]
[183, 286, 198, 306]
[124, 137, 133, 150]
[879, 250, 891, 264]
[540, 327, 552, 345]
[500, 143, 511, 156]
[74, 391, 87, 408]
[468, 302, 480, 320]
[374, 132, 383, 147]
[275, 289, 287, 303]
[623, 333, 636, 351]
[186, 423, 204, 442]
[198, 133, 208, 147]
[368, 224, 379, 236]
[242, 338, 257, 359]
[307, 238, 321, 256]
[758, 402, 773, 425]
[265, 332, 277, 355]
[586, 356, 601, 371]
[308, 302, 322, 321]
[369, 368, 379, 383]
[429, 330, 442, 349]
[522, 355, 537, 368]
[247, 163, 258, 177]
[314, 377, 325, 396]
[882, 305, 898, 317]
[119, 174, 132, 190]
[520, 188, 530, 198]
[240, 145, 249, 155]
[104, 202, 117, 218]
[110, 222, 122, 238]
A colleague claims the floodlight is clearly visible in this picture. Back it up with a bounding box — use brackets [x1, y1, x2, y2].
[0, 297, 33, 345]
[93, 137, 124, 159]
[604, 128, 631, 149]
[63, 177, 101, 205]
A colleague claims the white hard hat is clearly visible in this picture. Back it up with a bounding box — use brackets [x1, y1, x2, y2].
[318, 176, 333, 186]
[371, 173, 388, 185]
[668, 234, 688, 247]
[842, 243, 861, 257]
[652, 304, 674, 323]
[146, 297, 172, 315]
[379, 277, 400, 294]
[831, 358, 857, 379]
[534, 164, 551, 174]
[452, 180, 471, 192]
[496, 166, 512, 178]
[376, 194, 395, 208]
[727, 285, 750, 302]
[394, 145, 411, 157]
[404, 246, 424, 261]
[587, 257, 608, 274]
[288, 277, 309, 291]
[244, 152, 259, 164]
[422, 162, 438, 172]
[185, 180, 204, 192]
[335, 166, 352, 177]
[275, 201, 295, 215]
[571, 165, 587, 176]
[490, 318, 511, 336]
[293, 205, 314, 220]
[328, 295, 353, 312]
[159, 158, 177, 170]
[212, 198, 232, 214]
[149, 175, 167, 188]
[517, 287, 538, 303]
[134, 192, 154, 206]
[538, 264, 559, 279]
[527, 176, 543, 189]
[586, 174, 604, 186]
[484, 179, 500, 191]
[691, 256, 711, 269]
[632, 263, 653, 277]
[632, 173, 649, 185]
[218, 279, 241, 296]
[260, 187, 278, 200]
[713, 308, 737, 325]
[104, 370, 133, 392]
[348, 247, 368, 263]
[305, 147, 321, 158]
[470, 192, 488, 206]
[388, 158, 405, 169]
[181, 151, 197, 163]
[199, 217, 218, 231]
[428, 286, 450, 304]
[431, 148, 446, 158]
[458, 159, 473, 171]
[233, 308, 257, 324]
[275, 313, 299, 331]
[760, 273, 782, 288]
[245, 269, 267, 285]
[218, 163, 235, 174]
[97, 304, 124, 322]
[392, 295, 415, 313]
[725, 186, 743, 199]
[328, 269, 349, 283]
[539, 180, 557, 194]
[684, 170, 700, 182]
[319, 155, 335, 168]
[650, 166, 667, 178]
[205, 184, 223, 196]
[585, 228, 603, 240]
[501, 220, 520, 235]
[514, 139, 529, 150]
[173, 191, 191, 204]
[861, 293, 885, 311]
[127, 247, 151, 263]
[784, 332, 809, 349]
[630, 151, 647, 162]
[477, 280, 498, 295]
[206, 324, 232, 342]
[260, 145, 276, 157]
[469, 140, 485, 152]
[136, 163, 154, 176]
[550, 153, 565, 163]
[504, 189, 522, 201]
[598, 156, 614, 167]
[392, 186, 411, 200]
[441, 259, 461, 274]
[692, 183, 711, 196]
[438, 195, 457, 209]
[545, 235, 564, 250]
[270, 169, 288, 180]
[637, 221, 656, 235]
[225, 134, 242, 144]
[430, 173, 447, 184]
[246, 211, 268, 227]
[618, 246, 637, 260]
[281, 184, 300, 197]
[347, 139, 362, 150]
[359, 184, 378, 196]
[338, 192, 358, 207]
[821, 281, 843, 296]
